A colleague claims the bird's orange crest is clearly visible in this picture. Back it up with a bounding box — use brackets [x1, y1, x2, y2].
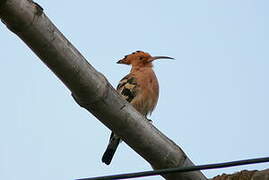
[117, 51, 151, 66]
[117, 51, 174, 67]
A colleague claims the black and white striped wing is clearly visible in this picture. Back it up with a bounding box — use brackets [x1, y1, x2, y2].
[117, 75, 138, 103]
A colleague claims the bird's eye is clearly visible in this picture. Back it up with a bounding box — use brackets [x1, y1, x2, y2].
[139, 57, 143, 60]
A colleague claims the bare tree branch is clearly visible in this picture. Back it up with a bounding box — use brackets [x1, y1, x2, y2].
[0, 0, 207, 179]
[212, 169, 269, 180]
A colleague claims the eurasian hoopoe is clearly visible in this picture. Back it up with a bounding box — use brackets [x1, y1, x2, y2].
[102, 51, 174, 165]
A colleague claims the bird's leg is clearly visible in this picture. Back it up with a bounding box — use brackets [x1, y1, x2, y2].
[145, 116, 153, 123]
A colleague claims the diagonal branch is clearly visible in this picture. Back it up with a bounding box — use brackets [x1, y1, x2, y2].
[0, 0, 207, 180]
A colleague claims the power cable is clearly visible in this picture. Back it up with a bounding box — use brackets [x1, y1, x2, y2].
[77, 157, 269, 180]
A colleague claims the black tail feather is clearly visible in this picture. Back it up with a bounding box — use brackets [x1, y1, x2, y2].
[102, 133, 120, 165]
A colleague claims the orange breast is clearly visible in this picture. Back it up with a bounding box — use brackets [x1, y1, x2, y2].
[131, 68, 159, 116]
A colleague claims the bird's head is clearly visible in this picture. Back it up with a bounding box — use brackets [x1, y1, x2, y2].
[117, 51, 174, 67]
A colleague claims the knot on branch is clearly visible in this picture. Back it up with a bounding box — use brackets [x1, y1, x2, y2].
[0, 0, 43, 33]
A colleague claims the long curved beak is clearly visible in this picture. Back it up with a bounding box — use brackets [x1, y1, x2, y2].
[148, 56, 175, 63]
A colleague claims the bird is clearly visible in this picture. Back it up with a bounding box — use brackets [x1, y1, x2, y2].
[101, 51, 174, 165]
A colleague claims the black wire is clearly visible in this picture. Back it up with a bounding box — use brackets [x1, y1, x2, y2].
[76, 157, 269, 180]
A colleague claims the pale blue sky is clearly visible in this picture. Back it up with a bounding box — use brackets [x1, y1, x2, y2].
[0, 1, 268, 180]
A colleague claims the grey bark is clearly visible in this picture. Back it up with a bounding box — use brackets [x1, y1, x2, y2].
[0, 0, 207, 180]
